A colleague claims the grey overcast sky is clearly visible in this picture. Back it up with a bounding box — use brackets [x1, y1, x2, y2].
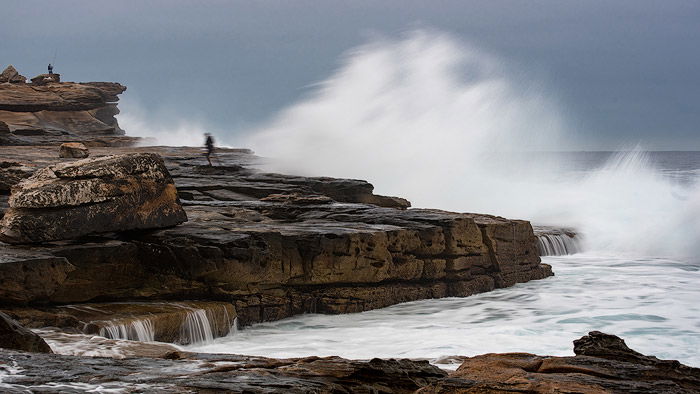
[2, 0, 700, 150]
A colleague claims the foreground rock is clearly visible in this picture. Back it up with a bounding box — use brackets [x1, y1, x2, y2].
[421, 331, 700, 393]
[0, 349, 446, 393]
[0, 312, 51, 353]
[0, 153, 187, 243]
[0, 332, 697, 393]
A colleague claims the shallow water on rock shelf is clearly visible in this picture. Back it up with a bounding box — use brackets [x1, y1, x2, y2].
[187, 255, 700, 368]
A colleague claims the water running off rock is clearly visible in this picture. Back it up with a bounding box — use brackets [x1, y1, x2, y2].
[534, 226, 581, 256]
[61, 302, 236, 345]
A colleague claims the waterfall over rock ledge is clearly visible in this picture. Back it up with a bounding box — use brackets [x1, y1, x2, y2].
[60, 302, 236, 345]
[534, 226, 581, 256]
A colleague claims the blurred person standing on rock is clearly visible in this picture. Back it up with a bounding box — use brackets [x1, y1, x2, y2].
[205, 133, 215, 166]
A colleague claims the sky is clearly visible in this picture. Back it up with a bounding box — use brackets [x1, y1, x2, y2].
[3, 0, 700, 150]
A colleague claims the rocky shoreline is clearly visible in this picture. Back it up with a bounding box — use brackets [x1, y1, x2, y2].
[0, 144, 551, 339]
[1, 74, 697, 392]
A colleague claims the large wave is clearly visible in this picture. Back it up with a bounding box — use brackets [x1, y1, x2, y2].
[246, 30, 700, 259]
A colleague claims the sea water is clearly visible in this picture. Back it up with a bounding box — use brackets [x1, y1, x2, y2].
[187, 151, 700, 367]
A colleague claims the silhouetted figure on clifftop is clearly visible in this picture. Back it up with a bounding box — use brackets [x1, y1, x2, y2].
[48, 64, 53, 74]
[205, 133, 215, 166]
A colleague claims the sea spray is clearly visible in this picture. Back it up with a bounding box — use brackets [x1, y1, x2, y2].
[117, 99, 209, 147]
[246, 31, 700, 259]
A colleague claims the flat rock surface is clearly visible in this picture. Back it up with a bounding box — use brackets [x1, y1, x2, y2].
[0, 350, 446, 393]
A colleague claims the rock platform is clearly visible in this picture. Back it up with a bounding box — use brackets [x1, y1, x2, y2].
[0, 145, 551, 332]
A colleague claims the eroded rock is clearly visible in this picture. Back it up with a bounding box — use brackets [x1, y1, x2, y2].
[0, 65, 26, 83]
[0, 79, 130, 145]
[0, 153, 187, 243]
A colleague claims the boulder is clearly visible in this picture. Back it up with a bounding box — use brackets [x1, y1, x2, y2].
[0, 153, 187, 243]
[0, 65, 26, 83]
[58, 142, 89, 158]
[30, 73, 60, 85]
[0, 312, 52, 353]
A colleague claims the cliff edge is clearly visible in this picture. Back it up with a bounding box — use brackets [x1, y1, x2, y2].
[0, 65, 132, 146]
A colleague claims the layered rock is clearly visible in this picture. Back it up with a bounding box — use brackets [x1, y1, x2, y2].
[0, 70, 130, 145]
[0, 146, 551, 335]
[0, 153, 188, 243]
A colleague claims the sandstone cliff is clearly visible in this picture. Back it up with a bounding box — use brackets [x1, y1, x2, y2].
[0, 67, 132, 146]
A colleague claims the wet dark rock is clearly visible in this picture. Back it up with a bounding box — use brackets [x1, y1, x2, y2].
[1, 332, 698, 393]
[0, 249, 75, 304]
[0, 349, 446, 393]
[0, 312, 52, 353]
